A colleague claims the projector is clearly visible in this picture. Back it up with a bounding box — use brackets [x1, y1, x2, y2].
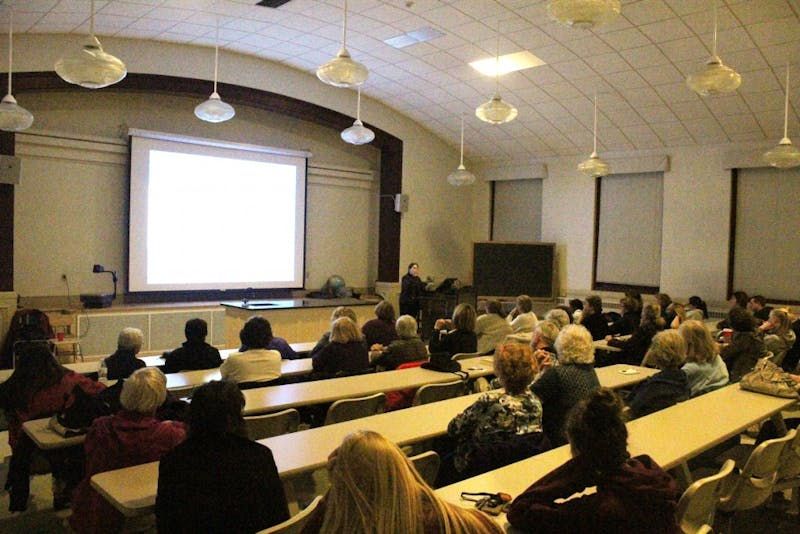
[80, 293, 114, 309]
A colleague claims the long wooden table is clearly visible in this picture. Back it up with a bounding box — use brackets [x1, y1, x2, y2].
[435, 384, 798, 527]
[88, 364, 657, 518]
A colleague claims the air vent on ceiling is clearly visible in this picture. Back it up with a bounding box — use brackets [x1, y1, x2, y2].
[256, 0, 292, 7]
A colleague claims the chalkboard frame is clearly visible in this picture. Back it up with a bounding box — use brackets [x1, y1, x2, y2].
[472, 241, 556, 300]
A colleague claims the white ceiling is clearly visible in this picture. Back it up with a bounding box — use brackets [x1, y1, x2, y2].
[6, 0, 800, 166]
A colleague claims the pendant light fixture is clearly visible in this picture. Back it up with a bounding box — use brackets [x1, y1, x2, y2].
[54, 0, 126, 89]
[341, 87, 374, 145]
[0, 9, 33, 132]
[447, 115, 476, 186]
[763, 64, 800, 169]
[316, 0, 368, 88]
[686, 0, 741, 96]
[578, 93, 610, 177]
[547, 0, 621, 29]
[195, 19, 235, 123]
[476, 25, 517, 125]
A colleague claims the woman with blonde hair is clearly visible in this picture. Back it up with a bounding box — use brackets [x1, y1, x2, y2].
[626, 330, 690, 418]
[302, 430, 502, 534]
[311, 316, 370, 376]
[679, 320, 729, 396]
[759, 308, 797, 365]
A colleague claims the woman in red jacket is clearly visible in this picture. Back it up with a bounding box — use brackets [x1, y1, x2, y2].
[0, 343, 106, 511]
[507, 388, 680, 534]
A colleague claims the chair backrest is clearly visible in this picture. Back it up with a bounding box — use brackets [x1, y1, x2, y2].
[451, 351, 481, 361]
[676, 459, 735, 534]
[776, 425, 800, 484]
[408, 450, 440, 487]
[258, 495, 323, 534]
[324, 392, 387, 425]
[412, 379, 465, 406]
[718, 428, 797, 513]
[245, 408, 301, 440]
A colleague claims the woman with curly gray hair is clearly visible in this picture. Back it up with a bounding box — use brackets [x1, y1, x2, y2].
[531, 324, 600, 446]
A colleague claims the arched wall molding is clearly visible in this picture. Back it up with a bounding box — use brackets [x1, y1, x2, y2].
[0, 71, 403, 290]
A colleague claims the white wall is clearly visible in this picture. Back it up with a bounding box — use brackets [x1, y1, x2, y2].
[476, 143, 754, 306]
[11, 34, 476, 299]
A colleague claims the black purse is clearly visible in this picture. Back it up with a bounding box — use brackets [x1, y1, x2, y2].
[51, 384, 111, 437]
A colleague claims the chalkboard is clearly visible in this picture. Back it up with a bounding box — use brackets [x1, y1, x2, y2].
[473, 242, 555, 299]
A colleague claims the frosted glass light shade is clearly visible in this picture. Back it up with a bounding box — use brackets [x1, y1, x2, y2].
[475, 94, 518, 124]
[0, 94, 33, 132]
[548, 0, 621, 29]
[578, 152, 611, 177]
[341, 119, 374, 145]
[447, 164, 476, 186]
[687, 56, 741, 96]
[55, 36, 127, 89]
[194, 92, 235, 123]
[317, 49, 368, 88]
[764, 138, 800, 169]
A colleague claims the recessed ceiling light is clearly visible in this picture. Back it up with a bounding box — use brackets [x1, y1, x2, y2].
[469, 51, 546, 76]
[384, 27, 444, 49]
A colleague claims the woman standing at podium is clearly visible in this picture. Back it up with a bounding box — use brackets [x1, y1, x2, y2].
[399, 262, 425, 320]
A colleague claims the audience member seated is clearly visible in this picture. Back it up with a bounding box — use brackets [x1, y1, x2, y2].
[310, 306, 359, 357]
[361, 300, 398, 348]
[506, 294, 539, 334]
[475, 300, 513, 354]
[0, 344, 106, 511]
[268, 335, 299, 360]
[569, 298, 584, 323]
[758, 308, 796, 366]
[156, 380, 289, 533]
[720, 307, 767, 382]
[606, 303, 663, 366]
[655, 293, 675, 325]
[302, 430, 502, 534]
[748, 294, 773, 323]
[70, 368, 186, 533]
[531, 324, 600, 447]
[162, 318, 222, 373]
[429, 303, 478, 356]
[782, 311, 800, 373]
[371, 315, 427, 371]
[544, 307, 570, 330]
[679, 320, 729, 397]
[507, 388, 680, 534]
[685, 295, 708, 321]
[716, 290, 749, 330]
[626, 330, 690, 418]
[103, 327, 146, 381]
[578, 295, 608, 340]
[668, 302, 687, 329]
[607, 296, 640, 336]
[443, 343, 543, 481]
[311, 317, 370, 377]
[221, 316, 281, 387]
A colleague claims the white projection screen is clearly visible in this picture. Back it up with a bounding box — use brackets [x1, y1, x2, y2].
[128, 129, 308, 293]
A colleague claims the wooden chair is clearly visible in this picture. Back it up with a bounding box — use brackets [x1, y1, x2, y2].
[245, 409, 301, 440]
[324, 392, 386, 425]
[717, 428, 797, 532]
[258, 495, 322, 534]
[408, 450, 440, 487]
[676, 459, 735, 534]
[412, 379, 465, 406]
[451, 351, 481, 361]
[773, 424, 800, 514]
